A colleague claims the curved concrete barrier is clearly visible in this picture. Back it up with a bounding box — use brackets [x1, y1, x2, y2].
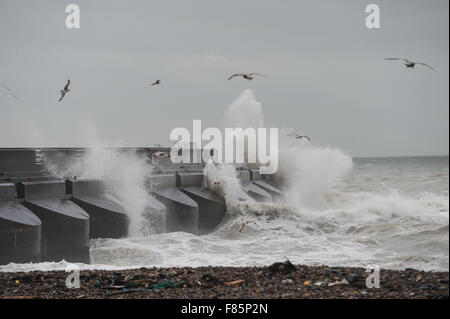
[0, 183, 41, 265]
[17, 181, 90, 263]
[148, 172, 199, 234]
[260, 178, 283, 190]
[252, 180, 283, 199]
[180, 187, 226, 235]
[66, 179, 129, 239]
[147, 173, 176, 189]
[152, 188, 199, 234]
[178, 171, 227, 234]
[242, 183, 272, 202]
[235, 169, 271, 201]
[248, 169, 283, 198]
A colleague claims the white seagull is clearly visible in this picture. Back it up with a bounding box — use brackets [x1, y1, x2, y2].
[384, 58, 435, 71]
[227, 72, 268, 81]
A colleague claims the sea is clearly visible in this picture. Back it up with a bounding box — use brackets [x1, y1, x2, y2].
[1, 90, 448, 273]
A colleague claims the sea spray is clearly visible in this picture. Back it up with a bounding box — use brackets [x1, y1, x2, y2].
[222, 89, 265, 169]
[223, 89, 265, 131]
[277, 145, 354, 209]
[203, 161, 295, 222]
[219, 89, 354, 212]
[203, 161, 250, 206]
[44, 147, 158, 236]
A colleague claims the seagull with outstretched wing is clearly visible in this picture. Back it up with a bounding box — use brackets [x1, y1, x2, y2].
[227, 72, 268, 81]
[287, 133, 312, 142]
[59, 79, 71, 102]
[151, 80, 161, 86]
[1, 84, 20, 100]
[385, 58, 435, 71]
[295, 135, 311, 142]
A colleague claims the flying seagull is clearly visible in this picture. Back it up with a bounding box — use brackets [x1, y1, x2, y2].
[1, 84, 19, 100]
[227, 72, 268, 81]
[153, 151, 169, 158]
[59, 79, 71, 102]
[384, 58, 435, 71]
[151, 80, 161, 86]
[287, 134, 311, 142]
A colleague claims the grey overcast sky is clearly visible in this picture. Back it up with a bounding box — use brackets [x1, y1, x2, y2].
[0, 0, 448, 157]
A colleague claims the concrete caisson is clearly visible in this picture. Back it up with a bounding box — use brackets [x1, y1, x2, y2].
[66, 179, 129, 239]
[178, 171, 227, 235]
[0, 183, 42, 265]
[17, 181, 90, 263]
[148, 173, 199, 234]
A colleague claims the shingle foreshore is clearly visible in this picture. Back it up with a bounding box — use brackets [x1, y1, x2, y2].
[0, 261, 448, 299]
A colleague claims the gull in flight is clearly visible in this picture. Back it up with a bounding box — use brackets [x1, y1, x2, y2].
[1, 84, 19, 100]
[153, 151, 169, 158]
[151, 80, 161, 86]
[384, 58, 435, 71]
[59, 79, 71, 102]
[227, 72, 268, 81]
[287, 134, 311, 142]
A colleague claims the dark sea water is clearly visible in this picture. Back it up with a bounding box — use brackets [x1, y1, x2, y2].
[2, 154, 447, 273]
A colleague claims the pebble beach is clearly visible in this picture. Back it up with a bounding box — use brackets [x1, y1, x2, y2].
[1, 262, 448, 299]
